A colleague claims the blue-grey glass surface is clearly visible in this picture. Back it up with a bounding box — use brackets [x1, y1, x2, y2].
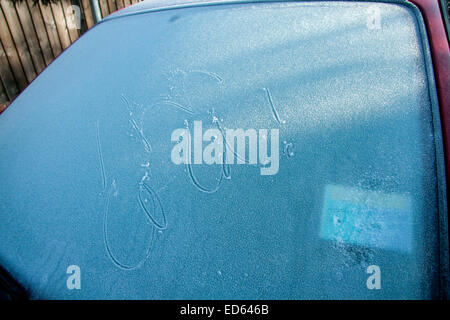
[0, 1, 442, 299]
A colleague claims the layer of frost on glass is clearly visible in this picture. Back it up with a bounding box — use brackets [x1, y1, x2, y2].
[0, 1, 442, 299]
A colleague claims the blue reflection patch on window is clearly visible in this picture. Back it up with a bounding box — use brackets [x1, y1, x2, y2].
[320, 184, 413, 253]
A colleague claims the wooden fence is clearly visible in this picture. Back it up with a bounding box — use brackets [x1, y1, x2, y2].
[0, 0, 141, 105]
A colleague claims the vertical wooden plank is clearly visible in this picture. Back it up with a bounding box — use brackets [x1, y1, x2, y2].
[80, 0, 94, 29]
[0, 0, 36, 83]
[75, 0, 88, 32]
[107, 0, 117, 13]
[50, 1, 71, 50]
[61, 0, 80, 43]
[115, 0, 125, 10]
[26, 0, 54, 66]
[14, 1, 46, 74]
[0, 6, 26, 92]
[123, 0, 132, 7]
[0, 42, 14, 102]
[98, 0, 109, 18]
[0, 40, 19, 100]
[39, 2, 62, 58]
[0, 80, 8, 104]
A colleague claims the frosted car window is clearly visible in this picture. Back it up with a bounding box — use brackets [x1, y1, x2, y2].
[0, 1, 445, 299]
